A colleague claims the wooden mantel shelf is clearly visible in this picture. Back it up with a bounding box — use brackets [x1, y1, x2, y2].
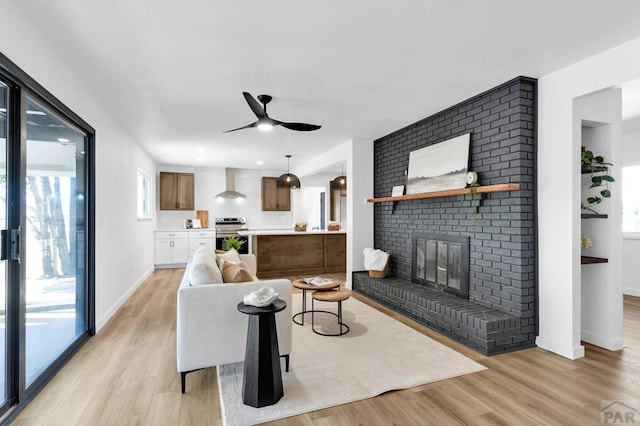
[367, 183, 520, 203]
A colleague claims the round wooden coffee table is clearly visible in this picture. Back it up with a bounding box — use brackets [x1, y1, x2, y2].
[311, 290, 350, 336]
[292, 279, 340, 325]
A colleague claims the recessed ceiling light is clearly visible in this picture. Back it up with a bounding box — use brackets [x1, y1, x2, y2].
[256, 160, 264, 165]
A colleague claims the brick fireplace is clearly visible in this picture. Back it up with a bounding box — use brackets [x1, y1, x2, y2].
[353, 76, 537, 355]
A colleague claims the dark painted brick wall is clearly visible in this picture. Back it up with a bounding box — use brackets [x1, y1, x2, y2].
[373, 77, 536, 340]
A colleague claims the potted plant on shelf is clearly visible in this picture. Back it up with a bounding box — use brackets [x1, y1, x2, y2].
[581, 146, 614, 210]
[223, 236, 246, 251]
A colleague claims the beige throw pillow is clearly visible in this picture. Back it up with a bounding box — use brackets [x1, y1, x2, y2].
[216, 248, 241, 269]
[221, 260, 255, 283]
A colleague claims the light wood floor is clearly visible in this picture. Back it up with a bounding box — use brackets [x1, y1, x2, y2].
[13, 269, 640, 425]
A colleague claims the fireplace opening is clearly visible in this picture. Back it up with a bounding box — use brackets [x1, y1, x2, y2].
[411, 232, 470, 298]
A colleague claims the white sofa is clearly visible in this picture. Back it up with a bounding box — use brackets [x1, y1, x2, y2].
[176, 253, 292, 393]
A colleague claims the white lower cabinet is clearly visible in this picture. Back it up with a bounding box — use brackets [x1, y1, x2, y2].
[188, 230, 216, 258]
[154, 231, 189, 266]
[155, 229, 216, 267]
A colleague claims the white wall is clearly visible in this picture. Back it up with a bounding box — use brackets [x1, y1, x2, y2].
[292, 172, 336, 229]
[537, 36, 640, 359]
[291, 187, 325, 229]
[1, 3, 158, 332]
[623, 130, 640, 163]
[622, 238, 640, 297]
[296, 139, 374, 288]
[622, 130, 640, 296]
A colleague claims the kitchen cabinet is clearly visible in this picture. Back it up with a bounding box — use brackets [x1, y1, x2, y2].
[188, 229, 216, 258]
[261, 177, 291, 211]
[155, 231, 189, 266]
[159, 172, 194, 210]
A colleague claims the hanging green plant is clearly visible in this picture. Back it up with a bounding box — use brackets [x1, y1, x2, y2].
[581, 146, 614, 206]
[469, 182, 480, 223]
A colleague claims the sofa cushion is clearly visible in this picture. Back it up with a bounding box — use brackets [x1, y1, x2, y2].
[216, 248, 241, 269]
[195, 246, 215, 257]
[189, 254, 223, 285]
[221, 260, 255, 283]
[193, 249, 216, 264]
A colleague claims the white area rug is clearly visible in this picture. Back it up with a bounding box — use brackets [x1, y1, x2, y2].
[217, 293, 486, 426]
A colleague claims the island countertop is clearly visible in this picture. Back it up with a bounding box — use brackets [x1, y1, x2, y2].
[238, 229, 346, 236]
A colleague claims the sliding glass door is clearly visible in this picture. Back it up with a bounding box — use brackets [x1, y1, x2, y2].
[0, 53, 94, 421]
[0, 80, 9, 408]
[24, 97, 88, 386]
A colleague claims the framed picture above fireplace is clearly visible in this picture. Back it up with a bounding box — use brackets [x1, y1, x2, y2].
[406, 133, 471, 194]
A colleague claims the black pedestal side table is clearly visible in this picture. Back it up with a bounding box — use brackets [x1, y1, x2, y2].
[237, 299, 287, 408]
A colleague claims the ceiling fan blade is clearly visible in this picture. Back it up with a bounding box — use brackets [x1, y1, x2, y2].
[278, 121, 321, 132]
[242, 92, 267, 119]
[223, 121, 258, 133]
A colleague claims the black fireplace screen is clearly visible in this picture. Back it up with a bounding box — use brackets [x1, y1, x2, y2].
[412, 232, 469, 298]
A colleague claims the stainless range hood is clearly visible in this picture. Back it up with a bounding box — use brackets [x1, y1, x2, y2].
[215, 168, 247, 199]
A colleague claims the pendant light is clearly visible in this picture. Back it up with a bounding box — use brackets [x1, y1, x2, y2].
[332, 163, 347, 191]
[277, 154, 301, 189]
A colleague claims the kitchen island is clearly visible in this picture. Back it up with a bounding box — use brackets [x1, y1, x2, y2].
[238, 230, 346, 278]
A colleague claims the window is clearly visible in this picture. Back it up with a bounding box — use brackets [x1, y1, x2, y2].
[137, 169, 151, 219]
[623, 165, 640, 234]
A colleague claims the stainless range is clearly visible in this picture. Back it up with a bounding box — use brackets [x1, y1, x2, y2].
[215, 217, 249, 254]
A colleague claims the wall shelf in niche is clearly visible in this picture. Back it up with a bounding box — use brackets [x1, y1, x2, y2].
[367, 183, 520, 203]
[581, 213, 608, 219]
[581, 256, 608, 264]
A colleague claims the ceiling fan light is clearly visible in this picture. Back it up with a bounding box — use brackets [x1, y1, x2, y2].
[257, 122, 273, 132]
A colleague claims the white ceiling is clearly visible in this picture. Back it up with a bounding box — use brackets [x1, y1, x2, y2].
[12, 1, 640, 172]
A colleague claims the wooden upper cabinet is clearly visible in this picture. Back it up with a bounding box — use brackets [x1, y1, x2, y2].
[159, 172, 194, 210]
[261, 177, 291, 211]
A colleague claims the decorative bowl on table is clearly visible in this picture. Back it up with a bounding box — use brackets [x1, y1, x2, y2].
[243, 287, 279, 307]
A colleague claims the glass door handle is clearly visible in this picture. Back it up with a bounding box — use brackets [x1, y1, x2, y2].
[10, 227, 20, 263]
[0, 228, 20, 262]
[0, 229, 6, 261]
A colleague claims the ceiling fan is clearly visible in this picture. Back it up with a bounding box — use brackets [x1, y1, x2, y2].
[224, 92, 321, 133]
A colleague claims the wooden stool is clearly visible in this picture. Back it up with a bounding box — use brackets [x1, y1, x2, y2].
[311, 290, 350, 336]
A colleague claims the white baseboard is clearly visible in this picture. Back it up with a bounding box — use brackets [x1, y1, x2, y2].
[623, 287, 640, 297]
[95, 266, 155, 332]
[581, 330, 624, 351]
[535, 336, 585, 360]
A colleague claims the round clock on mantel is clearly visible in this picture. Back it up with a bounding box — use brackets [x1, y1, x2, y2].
[465, 171, 478, 185]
